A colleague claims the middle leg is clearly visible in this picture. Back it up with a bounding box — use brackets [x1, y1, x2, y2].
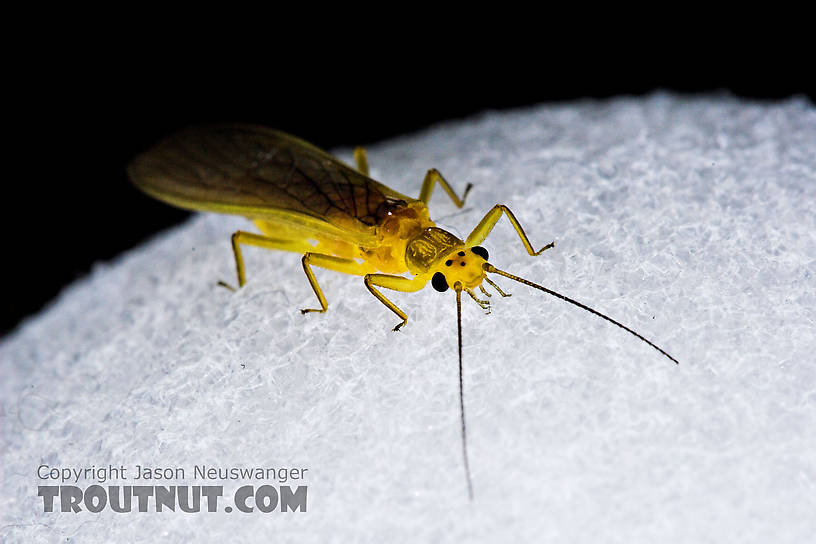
[364, 274, 427, 331]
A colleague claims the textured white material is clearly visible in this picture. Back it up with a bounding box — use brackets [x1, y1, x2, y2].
[2, 94, 815, 542]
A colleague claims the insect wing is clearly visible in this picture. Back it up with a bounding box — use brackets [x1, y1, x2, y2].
[128, 125, 411, 239]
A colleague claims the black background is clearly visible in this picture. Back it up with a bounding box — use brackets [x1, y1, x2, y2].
[4, 30, 813, 335]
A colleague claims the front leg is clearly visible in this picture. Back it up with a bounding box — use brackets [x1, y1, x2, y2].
[465, 204, 554, 256]
[364, 274, 427, 331]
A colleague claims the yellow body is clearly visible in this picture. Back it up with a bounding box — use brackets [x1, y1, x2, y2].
[254, 199, 434, 276]
[128, 124, 549, 330]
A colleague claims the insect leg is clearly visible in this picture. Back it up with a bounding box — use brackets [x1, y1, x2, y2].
[230, 231, 315, 288]
[418, 169, 473, 208]
[465, 205, 555, 256]
[300, 253, 367, 314]
[353, 147, 369, 176]
[364, 274, 427, 331]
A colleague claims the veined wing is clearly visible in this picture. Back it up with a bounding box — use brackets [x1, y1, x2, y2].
[127, 124, 414, 242]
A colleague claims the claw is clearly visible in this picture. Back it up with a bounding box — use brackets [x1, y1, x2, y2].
[392, 321, 406, 332]
[533, 241, 555, 255]
[217, 280, 237, 292]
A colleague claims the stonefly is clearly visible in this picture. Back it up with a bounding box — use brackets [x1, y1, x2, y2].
[129, 125, 678, 500]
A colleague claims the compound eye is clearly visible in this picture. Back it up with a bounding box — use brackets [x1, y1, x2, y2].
[431, 272, 449, 292]
[471, 246, 489, 260]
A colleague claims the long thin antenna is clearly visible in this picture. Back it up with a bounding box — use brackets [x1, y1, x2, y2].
[454, 283, 475, 500]
[485, 264, 679, 365]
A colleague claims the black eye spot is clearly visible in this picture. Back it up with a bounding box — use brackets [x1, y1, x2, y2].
[471, 246, 489, 260]
[445, 260, 452, 266]
[432, 272, 448, 292]
[458, 251, 465, 257]
[460, 262, 466, 267]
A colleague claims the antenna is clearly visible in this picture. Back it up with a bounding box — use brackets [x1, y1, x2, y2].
[485, 264, 679, 365]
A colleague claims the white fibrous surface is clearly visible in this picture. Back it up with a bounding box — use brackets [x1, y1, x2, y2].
[2, 94, 815, 543]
